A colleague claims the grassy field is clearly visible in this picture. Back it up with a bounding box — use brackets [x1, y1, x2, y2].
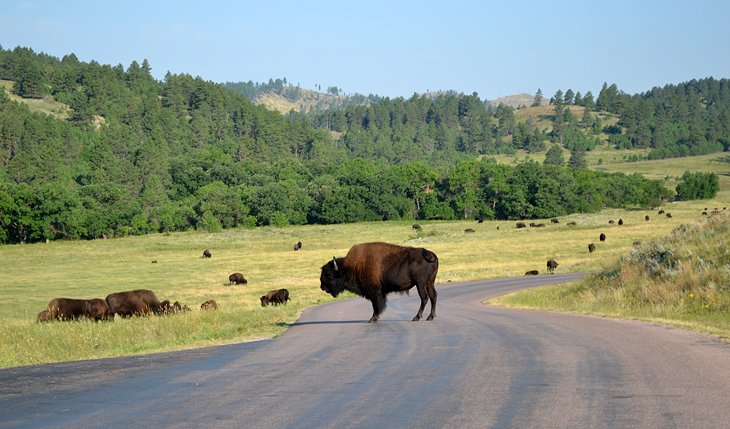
[1, 152, 729, 368]
[0, 79, 71, 119]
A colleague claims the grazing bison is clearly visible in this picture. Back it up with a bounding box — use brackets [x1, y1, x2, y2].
[36, 309, 52, 322]
[412, 224, 422, 230]
[666, 212, 673, 218]
[320, 242, 439, 323]
[228, 273, 248, 285]
[609, 219, 615, 224]
[551, 218, 560, 224]
[618, 218, 624, 226]
[658, 209, 665, 215]
[516, 222, 527, 228]
[260, 289, 290, 306]
[203, 249, 212, 258]
[105, 289, 167, 318]
[566, 221, 577, 226]
[702, 211, 708, 216]
[524, 270, 539, 276]
[201, 299, 218, 311]
[588, 243, 596, 253]
[645, 215, 650, 221]
[546, 259, 559, 274]
[293, 241, 303, 251]
[45, 298, 111, 321]
[599, 233, 606, 242]
[464, 228, 475, 234]
[633, 240, 642, 247]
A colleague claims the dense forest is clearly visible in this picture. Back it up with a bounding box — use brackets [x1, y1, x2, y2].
[0, 45, 720, 244]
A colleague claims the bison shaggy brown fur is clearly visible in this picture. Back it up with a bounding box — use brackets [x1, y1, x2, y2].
[228, 273, 248, 285]
[260, 289, 290, 306]
[45, 298, 111, 321]
[524, 270, 539, 276]
[320, 242, 439, 323]
[201, 299, 218, 311]
[105, 289, 167, 318]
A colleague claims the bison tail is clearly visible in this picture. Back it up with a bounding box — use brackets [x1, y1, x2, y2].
[422, 249, 437, 263]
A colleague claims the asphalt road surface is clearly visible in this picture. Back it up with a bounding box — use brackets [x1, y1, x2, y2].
[3, 273, 730, 429]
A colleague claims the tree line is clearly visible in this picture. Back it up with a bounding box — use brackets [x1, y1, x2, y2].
[0, 45, 716, 244]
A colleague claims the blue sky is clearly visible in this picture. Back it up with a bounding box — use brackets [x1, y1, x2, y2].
[1, 0, 728, 101]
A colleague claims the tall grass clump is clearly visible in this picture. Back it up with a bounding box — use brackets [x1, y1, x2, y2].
[491, 211, 730, 338]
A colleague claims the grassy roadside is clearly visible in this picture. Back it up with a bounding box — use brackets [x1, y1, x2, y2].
[489, 210, 730, 339]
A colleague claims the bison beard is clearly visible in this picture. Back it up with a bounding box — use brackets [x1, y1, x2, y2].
[320, 242, 439, 323]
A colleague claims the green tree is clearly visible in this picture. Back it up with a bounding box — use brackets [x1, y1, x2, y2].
[675, 171, 719, 200]
[543, 145, 565, 166]
[568, 149, 588, 169]
[531, 88, 543, 107]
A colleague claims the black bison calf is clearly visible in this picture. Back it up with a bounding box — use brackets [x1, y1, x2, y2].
[260, 289, 290, 306]
[228, 273, 248, 285]
[293, 241, 302, 251]
[588, 243, 596, 253]
[203, 249, 212, 258]
[201, 300, 218, 311]
[43, 298, 111, 321]
[524, 270, 539, 276]
[320, 242, 439, 323]
[546, 259, 559, 274]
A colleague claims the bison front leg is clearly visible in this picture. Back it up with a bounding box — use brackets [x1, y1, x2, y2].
[369, 294, 386, 323]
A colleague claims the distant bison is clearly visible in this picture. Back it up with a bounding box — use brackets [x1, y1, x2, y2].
[412, 224, 422, 230]
[44, 297, 111, 321]
[566, 221, 577, 226]
[516, 222, 527, 229]
[464, 228, 475, 234]
[105, 289, 167, 318]
[228, 273, 248, 285]
[550, 218, 560, 224]
[546, 259, 559, 274]
[599, 233, 606, 242]
[260, 289, 290, 306]
[633, 240, 642, 247]
[524, 270, 539, 276]
[666, 212, 673, 218]
[320, 242, 438, 323]
[530, 223, 545, 228]
[203, 249, 211, 258]
[201, 300, 218, 311]
[645, 215, 650, 221]
[618, 218, 624, 226]
[36, 310, 52, 322]
[609, 219, 615, 224]
[588, 243, 596, 253]
[293, 241, 302, 251]
[658, 209, 665, 215]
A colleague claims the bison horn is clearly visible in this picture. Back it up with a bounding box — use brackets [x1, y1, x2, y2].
[332, 257, 338, 271]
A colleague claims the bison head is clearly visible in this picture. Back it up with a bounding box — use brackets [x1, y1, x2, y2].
[320, 257, 347, 297]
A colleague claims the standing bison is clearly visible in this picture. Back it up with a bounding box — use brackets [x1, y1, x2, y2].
[105, 289, 167, 318]
[546, 259, 559, 274]
[203, 249, 212, 258]
[260, 289, 290, 306]
[320, 242, 439, 323]
[588, 243, 596, 253]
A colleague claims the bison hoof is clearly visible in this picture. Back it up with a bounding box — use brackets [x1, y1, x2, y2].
[426, 315, 435, 321]
[412, 315, 421, 321]
[368, 317, 379, 323]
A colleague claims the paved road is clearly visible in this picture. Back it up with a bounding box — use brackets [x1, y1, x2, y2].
[3, 273, 730, 429]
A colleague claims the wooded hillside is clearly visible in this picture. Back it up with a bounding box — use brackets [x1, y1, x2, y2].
[0, 45, 721, 244]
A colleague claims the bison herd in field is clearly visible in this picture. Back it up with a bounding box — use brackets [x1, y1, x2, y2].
[36, 243, 302, 322]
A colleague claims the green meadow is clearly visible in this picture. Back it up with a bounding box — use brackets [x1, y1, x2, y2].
[1, 153, 729, 368]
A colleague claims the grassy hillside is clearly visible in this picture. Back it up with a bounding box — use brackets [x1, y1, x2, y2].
[0, 79, 70, 119]
[1, 186, 725, 367]
[491, 209, 730, 339]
